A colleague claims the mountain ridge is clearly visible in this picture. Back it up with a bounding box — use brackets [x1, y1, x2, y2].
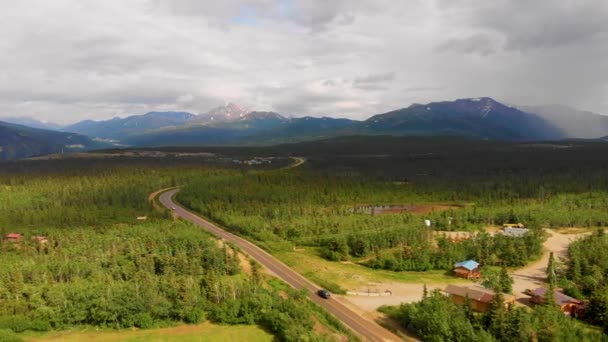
[0, 121, 108, 161]
[6, 98, 608, 157]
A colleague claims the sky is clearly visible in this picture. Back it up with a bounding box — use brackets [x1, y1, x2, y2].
[0, 0, 607, 124]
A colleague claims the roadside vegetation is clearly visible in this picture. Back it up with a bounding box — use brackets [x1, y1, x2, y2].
[0, 159, 349, 342]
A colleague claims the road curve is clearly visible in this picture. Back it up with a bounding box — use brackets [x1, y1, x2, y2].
[159, 189, 402, 342]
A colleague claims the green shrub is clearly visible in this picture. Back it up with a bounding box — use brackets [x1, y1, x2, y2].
[0, 328, 22, 342]
[0, 316, 30, 333]
[134, 313, 154, 329]
[183, 308, 206, 324]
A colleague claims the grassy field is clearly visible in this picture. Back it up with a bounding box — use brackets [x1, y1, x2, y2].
[22, 323, 273, 342]
[276, 247, 468, 291]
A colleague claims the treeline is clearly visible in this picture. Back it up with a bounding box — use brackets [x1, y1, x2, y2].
[359, 231, 543, 271]
[178, 170, 553, 259]
[380, 289, 605, 341]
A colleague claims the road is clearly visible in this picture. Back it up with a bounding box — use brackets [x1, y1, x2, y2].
[159, 189, 403, 342]
[282, 156, 306, 169]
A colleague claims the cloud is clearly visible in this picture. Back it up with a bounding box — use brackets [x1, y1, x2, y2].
[436, 0, 608, 51]
[0, 0, 607, 125]
[436, 34, 500, 56]
[352, 72, 395, 91]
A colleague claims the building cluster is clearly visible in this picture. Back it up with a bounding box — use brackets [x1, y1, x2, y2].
[443, 284, 585, 316]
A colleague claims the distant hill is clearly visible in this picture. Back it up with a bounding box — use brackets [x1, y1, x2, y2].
[518, 104, 608, 139]
[0, 116, 62, 131]
[0, 121, 107, 161]
[64, 111, 197, 140]
[362, 98, 564, 141]
[123, 112, 358, 146]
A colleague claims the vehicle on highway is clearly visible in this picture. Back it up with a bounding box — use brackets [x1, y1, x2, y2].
[317, 289, 331, 299]
[171, 206, 176, 210]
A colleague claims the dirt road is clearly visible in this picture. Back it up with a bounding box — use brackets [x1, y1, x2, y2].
[511, 230, 589, 297]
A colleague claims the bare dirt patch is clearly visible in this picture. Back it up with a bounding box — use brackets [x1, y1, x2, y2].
[237, 253, 252, 276]
[511, 229, 591, 298]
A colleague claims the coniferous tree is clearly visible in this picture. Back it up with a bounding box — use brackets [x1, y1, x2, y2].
[499, 266, 513, 294]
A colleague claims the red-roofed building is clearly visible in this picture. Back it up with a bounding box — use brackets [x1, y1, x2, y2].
[527, 288, 585, 316]
[5, 233, 23, 242]
[444, 285, 516, 312]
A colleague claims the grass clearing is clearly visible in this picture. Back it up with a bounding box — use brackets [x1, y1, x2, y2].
[22, 322, 273, 342]
[276, 247, 464, 290]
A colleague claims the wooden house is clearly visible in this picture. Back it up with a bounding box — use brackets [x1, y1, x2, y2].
[443, 285, 516, 312]
[453, 259, 481, 279]
[5, 233, 23, 242]
[527, 288, 585, 316]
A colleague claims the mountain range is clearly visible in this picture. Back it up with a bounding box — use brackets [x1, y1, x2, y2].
[2, 97, 608, 160]
[0, 121, 107, 161]
[62, 111, 197, 141]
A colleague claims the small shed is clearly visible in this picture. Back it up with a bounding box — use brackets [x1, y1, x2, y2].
[527, 288, 584, 316]
[5, 233, 23, 242]
[453, 259, 481, 279]
[503, 223, 525, 228]
[443, 285, 516, 312]
[503, 227, 529, 237]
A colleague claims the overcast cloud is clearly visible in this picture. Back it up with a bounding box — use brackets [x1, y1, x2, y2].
[0, 0, 607, 123]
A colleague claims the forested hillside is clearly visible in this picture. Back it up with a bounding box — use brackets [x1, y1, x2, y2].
[0, 121, 106, 161]
[0, 161, 351, 342]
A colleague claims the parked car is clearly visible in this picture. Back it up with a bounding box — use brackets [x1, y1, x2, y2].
[317, 289, 331, 299]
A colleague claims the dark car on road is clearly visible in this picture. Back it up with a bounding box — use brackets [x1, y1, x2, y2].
[317, 289, 331, 299]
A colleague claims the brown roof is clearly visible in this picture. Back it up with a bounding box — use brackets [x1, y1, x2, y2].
[529, 288, 582, 306]
[444, 285, 515, 304]
[6, 233, 23, 238]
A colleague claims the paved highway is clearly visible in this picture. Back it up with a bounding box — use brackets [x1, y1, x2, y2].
[159, 189, 402, 342]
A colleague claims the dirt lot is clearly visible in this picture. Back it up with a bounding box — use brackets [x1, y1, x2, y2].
[344, 281, 470, 311]
[511, 229, 591, 298]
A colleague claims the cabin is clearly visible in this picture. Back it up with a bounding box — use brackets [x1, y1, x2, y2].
[5, 233, 23, 242]
[527, 288, 585, 316]
[453, 259, 481, 279]
[443, 285, 516, 312]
